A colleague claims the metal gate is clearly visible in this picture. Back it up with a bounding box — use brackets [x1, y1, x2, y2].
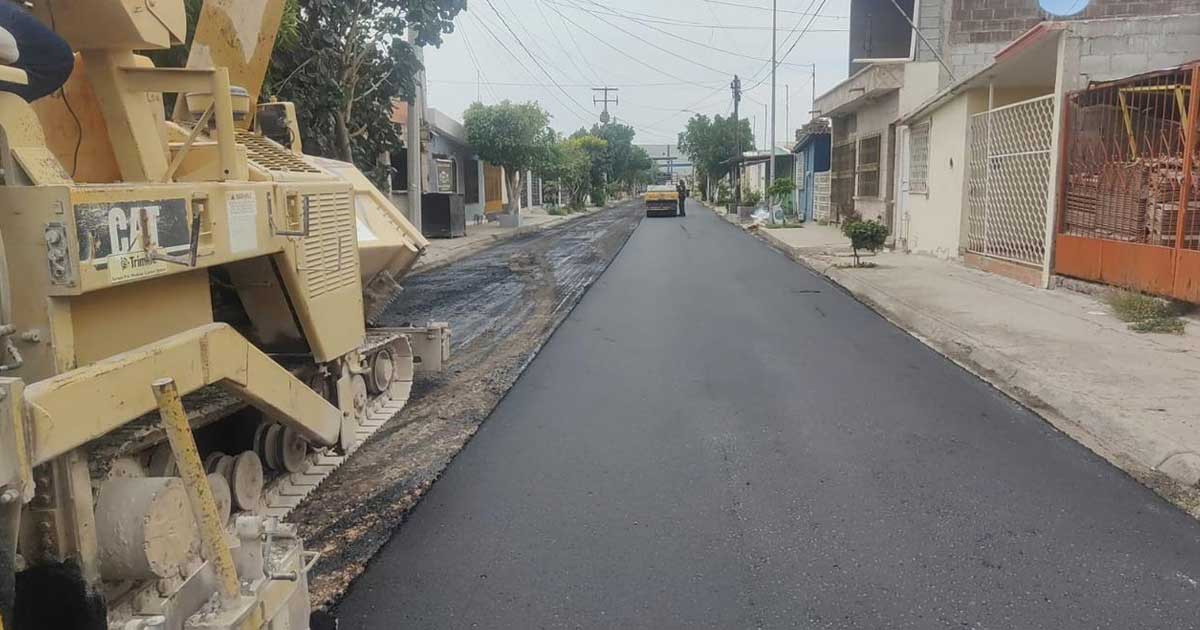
[1055, 64, 1200, 302]
[831, 142, 856, 222]
[966, 94, 1055, 266]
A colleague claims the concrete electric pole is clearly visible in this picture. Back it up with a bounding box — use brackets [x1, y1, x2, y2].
[768, 0, 778, 223]
[406, 28, 425, 233]
[731, 74, 742, 211]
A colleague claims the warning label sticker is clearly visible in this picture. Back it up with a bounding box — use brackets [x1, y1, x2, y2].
[227, 191, 259, 253]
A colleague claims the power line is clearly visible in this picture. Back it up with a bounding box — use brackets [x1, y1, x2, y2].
[543, 2, 720, 89]
[483, 0, 598, 122]
[427, 79, 727, 88]
[566, 0, 825, 69]
[470, 8, 593, 124]
[498, 0, 579, 86]
[702, 0, 847, 18]
[549, 0, 844, 29]
[544, 0, 610, 85]
[745, 0, 826, 90]
[744, 0, 820, 86]
[533, 0, 604, 86]
[460, 22, 500, 102]
[552, 0, 734, 77]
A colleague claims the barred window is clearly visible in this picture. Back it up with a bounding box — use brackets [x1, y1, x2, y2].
[909, 121, 930, 194]
[856, 134, 881, 198]
[795, 156, 806, 191]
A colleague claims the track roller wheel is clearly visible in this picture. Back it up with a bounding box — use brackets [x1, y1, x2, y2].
[262, 424, 284, 471]
[352, 374, 369, 423]
[367, 348, 395, 395]
[230, 451, 264, 512]
[204, 451, 228, 474]
[279, 426, 309, 474]
[207, 473, 232, 525]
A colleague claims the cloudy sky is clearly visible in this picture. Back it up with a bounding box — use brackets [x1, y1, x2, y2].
[420, 0, 854, 147]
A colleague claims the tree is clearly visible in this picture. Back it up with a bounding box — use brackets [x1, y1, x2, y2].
[678, 114, 754, 199]
[465, 101, 554, 214]
[624, 145, 655, 192]
[767, 177, 795, 215]
[841, 219, 889, 266]
[268, 0, 466, 185]
[544, 134, 607, 210]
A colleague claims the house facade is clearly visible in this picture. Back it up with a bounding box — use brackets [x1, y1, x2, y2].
[792, 120, 832, 222]
[813, 0, 1200, 289]
[896, 12, 1200, 286]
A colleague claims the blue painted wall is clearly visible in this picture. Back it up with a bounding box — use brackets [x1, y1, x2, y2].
[795, 134, 831, 221]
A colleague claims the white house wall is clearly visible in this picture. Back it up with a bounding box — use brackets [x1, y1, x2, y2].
[903, 91, 973, 258]
[852, 91, 899, 222]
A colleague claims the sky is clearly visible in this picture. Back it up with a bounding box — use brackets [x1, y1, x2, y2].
[420, 0, 854, 148]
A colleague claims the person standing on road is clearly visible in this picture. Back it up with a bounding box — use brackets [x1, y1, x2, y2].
[676, 179, 688, 217]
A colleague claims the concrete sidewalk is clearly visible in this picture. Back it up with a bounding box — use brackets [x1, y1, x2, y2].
[414, 207, 597, 273]
[715, 207, 1200, 514]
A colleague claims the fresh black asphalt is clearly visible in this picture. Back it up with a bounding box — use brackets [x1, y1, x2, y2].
[335, 201, 1200, 629]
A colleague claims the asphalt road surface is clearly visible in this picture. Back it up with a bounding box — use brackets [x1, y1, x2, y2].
[336, 201, 1200, 629]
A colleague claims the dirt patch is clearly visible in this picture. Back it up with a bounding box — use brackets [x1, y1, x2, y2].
[289, 203, 642, 609]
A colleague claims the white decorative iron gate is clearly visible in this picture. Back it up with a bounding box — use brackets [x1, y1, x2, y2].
[966, 95, 1055, 266]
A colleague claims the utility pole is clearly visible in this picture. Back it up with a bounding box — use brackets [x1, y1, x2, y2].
[592, 86, 619, 124]
[785, 84, 790, 148]
[406, 28, 424, 233]
[731, 74, 742, 211]
[768, 0, 778, 223]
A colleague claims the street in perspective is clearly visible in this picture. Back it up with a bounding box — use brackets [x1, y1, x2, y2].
[0, 1, 1199, 630]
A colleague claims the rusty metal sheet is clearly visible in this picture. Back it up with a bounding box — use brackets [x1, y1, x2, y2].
[1053, 234, 1102, 281]
[1098, 240, 1176, 296]
[1173, 249, 1200, 302]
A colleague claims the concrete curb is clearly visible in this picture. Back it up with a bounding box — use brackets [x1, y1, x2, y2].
[725, 211, 1200, 516]
[413, 210, 597, 275]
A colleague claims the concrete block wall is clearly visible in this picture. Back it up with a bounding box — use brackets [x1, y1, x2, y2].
[1064, 14, 1200, 89]
[916, 0, 946, 63]
[936, 0, 1200, 84]
[949, 0, 1200, 46]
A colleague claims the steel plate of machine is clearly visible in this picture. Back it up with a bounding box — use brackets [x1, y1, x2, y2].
[75, 198, 192, 269]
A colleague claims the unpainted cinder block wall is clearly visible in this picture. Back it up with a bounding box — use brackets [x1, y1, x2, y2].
[937, 0, 1200, 80]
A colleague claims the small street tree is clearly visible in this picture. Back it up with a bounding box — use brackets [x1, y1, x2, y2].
[544, 134, 607, 210]
[841, 219, 889, 266]
[623, 146, 654, 193]
[465, 101, 553, 214]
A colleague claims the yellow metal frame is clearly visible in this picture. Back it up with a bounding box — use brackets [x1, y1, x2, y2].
[1117, 84, 1192, 159]
[24, 323, 341, 467]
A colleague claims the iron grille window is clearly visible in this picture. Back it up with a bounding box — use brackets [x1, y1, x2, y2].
[795, 156, 806, 191]
[909, 122, 930, 194]
[856, 134, 881, 198]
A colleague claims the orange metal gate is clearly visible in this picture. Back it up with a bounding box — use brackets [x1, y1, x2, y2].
[1055, 63, 1200, 301]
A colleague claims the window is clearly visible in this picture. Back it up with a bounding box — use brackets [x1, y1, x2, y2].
[856, 134, 881, 198]
[390, 150, 408, 192]
[795, 155, 806, 191]
[909, 121, 930, 194]
[465, 158, 480, 203]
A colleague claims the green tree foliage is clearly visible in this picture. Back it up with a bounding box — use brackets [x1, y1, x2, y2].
[543, 134, 607, 210]
[268, 0, 465, 185]
[625, 145, 655, 190]
[678, 114, 755, 198]
[465, 101, 554, 213]
[767, 177, 795, 213]
[841, 219, 889, 266]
